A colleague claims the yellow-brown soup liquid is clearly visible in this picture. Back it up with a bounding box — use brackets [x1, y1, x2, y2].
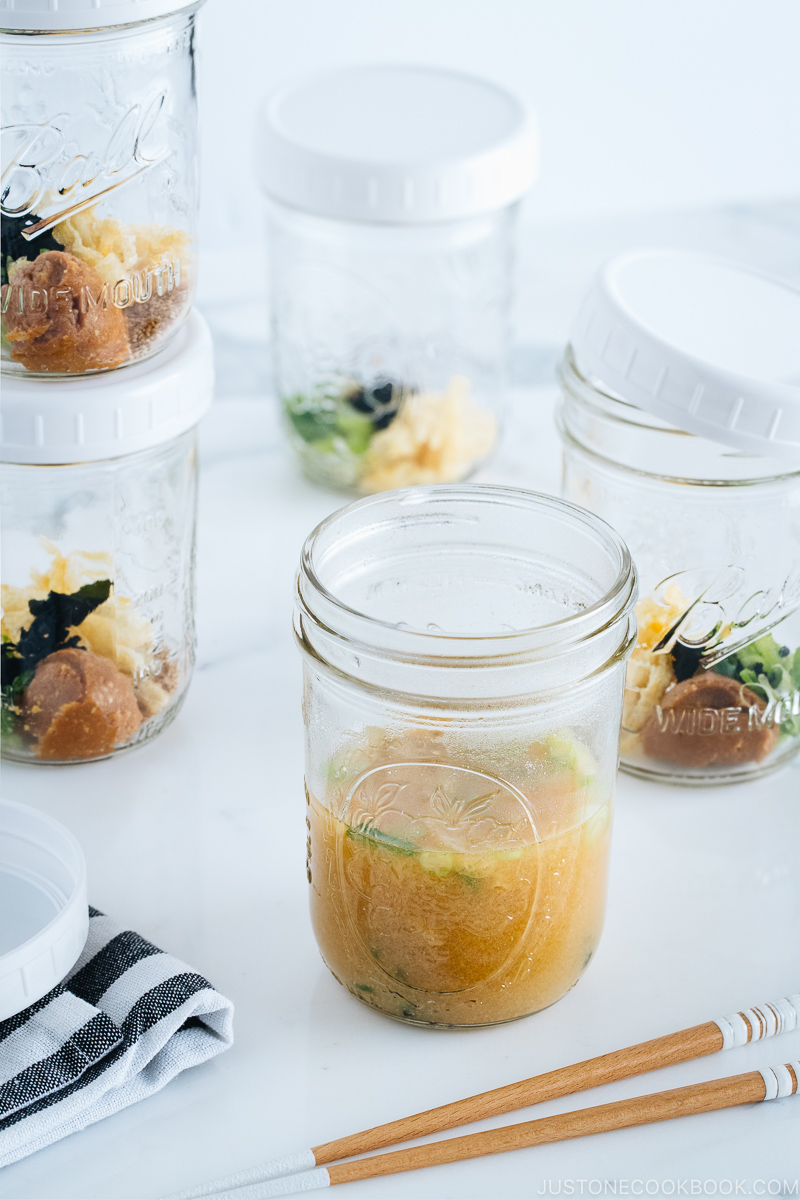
[307, 745, 610, 1027]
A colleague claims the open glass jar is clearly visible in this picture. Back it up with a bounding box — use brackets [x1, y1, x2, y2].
[0, 0, 203, 377]
[1, 311, 213, 764]
[295, 486, 636, 1027]
[258, 66, 537, 493]
[559, 251, 800, 785]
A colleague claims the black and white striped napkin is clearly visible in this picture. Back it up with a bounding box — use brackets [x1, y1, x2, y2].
[0, 907, 234, 1169]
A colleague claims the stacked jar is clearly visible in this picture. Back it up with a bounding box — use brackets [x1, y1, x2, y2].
[558, 250, 800, 785]
[257, 66, 537, 493]
[1, 0, 212, 764]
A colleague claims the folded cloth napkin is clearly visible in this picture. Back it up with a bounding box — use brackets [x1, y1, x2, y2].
[0, 907, 234, 1169]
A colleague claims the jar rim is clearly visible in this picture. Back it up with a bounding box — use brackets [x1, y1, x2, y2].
[298, 484, 636, 664]
[559, 346, 800, 484]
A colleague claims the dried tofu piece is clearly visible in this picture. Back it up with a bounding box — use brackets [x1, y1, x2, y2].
[360, 375, 496, 492]
[623, 647, 676, 732]
[54, 210, 190, 286]
[635, 583, 691, 650]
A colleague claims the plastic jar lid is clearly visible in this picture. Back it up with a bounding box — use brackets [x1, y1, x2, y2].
[257, 65, 538, 224]
[1, 309, 214, 465]
[0, 799, 88, 1022]
[569, 249, 800, 461]
[0, 0, 201, 32]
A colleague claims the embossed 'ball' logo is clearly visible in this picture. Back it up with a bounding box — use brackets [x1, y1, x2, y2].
[338, 762, 540, 994]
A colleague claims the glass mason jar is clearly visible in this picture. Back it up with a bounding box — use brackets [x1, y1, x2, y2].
[258, 65, 537, 493]
[295, 485, 636, 1027]
[0, 0, 204, 377]
[559, 349, 800, 785]
[1, 311, 213, 764]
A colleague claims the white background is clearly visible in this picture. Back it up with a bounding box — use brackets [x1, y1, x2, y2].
[198, 0, 800, 250]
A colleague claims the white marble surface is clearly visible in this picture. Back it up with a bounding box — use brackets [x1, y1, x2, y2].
[3, 207, 800, 1199]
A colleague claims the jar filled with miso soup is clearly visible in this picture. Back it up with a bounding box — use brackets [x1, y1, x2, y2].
[559, 250, 800, 785]
[296, 486, 636, 1026]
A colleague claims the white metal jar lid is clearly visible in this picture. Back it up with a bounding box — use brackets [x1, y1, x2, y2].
[1, 309, 214, 464]
[569, 249, 800, 461]
[256, 65, 538, 224]
[0, 799, 88, 1023]
[0, 0, 201, 32]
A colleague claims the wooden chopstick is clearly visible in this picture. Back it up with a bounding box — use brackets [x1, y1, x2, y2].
[169, 993, 799, 1200]
[200, 1061, 800, 1197]
[322, 1062, 800, 1193]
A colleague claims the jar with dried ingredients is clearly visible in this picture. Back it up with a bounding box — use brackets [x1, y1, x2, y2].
[296, 486, 636, 1027]
[1, 312, 213, 764]
[559, 250, 800, 785]
[257, 66, 537, 493]
[0, 0, 203, 377]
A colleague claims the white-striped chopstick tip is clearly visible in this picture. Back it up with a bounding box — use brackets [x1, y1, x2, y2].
[714, 994, 800, 1050]
[167, 1150, 317, 1199]
[760, 1060, 800, 1100]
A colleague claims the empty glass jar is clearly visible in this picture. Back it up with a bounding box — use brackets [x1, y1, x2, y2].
[296, 485, 636, 1027]
[1, 311, 213, 763]
[0, 0, 204, 376]
[258, 66, 537, 493]
[559, 251, 800, 785]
